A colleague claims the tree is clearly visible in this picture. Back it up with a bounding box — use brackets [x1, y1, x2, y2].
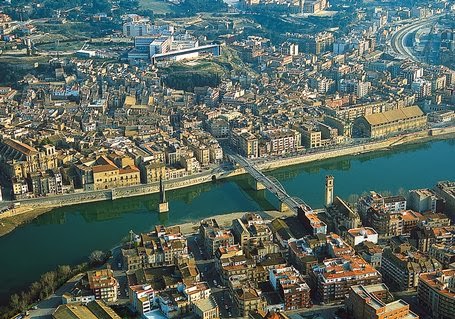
[397, 187, 407, 197]
[347, 193, 360, 205]
[92, 0, 111, 13]
[57, 265, 71, 279]
[9, 294, 20, 312]
[29, 281, 42, 300]
[381, 190, 392, 197]
[40, 271, 57, 297]
[89, 250, 106, 266]
[18, 292, 29, 312]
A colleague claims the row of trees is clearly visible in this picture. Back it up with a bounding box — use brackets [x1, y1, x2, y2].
[162, 71, 223, 92]
[1, 250, 111, 319]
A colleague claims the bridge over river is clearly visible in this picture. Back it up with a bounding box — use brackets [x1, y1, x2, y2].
[229, 154, 314, 214]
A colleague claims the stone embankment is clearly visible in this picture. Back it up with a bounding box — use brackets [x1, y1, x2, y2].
[1, 171, 218, 214]
[1, 127, 454, 219]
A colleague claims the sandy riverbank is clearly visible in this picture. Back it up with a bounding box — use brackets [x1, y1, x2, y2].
[174, 210, 295, 235]
[0, 206, 52, 237]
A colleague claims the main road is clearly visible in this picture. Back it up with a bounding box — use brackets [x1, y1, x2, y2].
[389, 14, 441, 63]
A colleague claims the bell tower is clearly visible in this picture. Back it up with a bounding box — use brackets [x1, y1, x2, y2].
[325, 175, 334, 207]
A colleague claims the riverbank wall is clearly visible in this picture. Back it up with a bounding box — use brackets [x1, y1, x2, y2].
[257, 126, 455, 171]
[0, 171, 218, 215]
[2, 127, 454, 218]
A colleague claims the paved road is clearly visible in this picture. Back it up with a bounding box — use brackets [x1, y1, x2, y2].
[27, 274, 84, 319]
[187, 233, 240, 318]
[389, 14, 441, 62]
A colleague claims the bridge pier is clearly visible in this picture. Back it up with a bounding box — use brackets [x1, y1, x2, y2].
[252, 180, 266, 191]
[279, 202, 291, 213]
[232, 154, 313, 216]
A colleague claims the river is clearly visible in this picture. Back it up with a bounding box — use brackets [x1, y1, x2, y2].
[0, 139, 454, 303]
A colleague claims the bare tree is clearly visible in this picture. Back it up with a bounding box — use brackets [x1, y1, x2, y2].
[89, 250, 106, 265]
[40, 271, 57, 296]
[397, 187, 407, 197]
[9, 294, 20, 312]
[29, 282, 41, 300]
[347, 193, 360, 205]
[18, 292, 29, 312]
[57, 265, 71, 279]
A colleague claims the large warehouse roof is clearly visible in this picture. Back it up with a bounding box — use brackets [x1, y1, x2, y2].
[364, 106, 425, 126]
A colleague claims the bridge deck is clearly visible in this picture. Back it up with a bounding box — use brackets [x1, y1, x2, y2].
[229, 154, 313, 214]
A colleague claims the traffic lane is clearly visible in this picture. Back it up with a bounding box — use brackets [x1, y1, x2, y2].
[197, 261, 224, 289]
[187, 234, 207, 261]
[212, 288, 238, 318]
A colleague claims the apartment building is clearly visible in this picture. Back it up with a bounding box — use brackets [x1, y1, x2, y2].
[432, 226, 455, 246]
[231, 213, 273, 249]
[346, 284, 418, 319]
[434, 181, 455, 221]
[234, 286, 267, 318]
[418, 269, 455, 319]
[129, 284, 156, 315]
[122, 225, 188, 270]
[87, 269, 118, 302]
[288, 238, 318, 275]
[407, 189, 445, 213]
[269, 266, 311, 310]
[299, 125, 322, 149]
[355, 241, 383, 269]
[260, 129, 301, 155]
[182, 281, 211, 303]
[200, 218, 235, 257]
[359, 192, 407, 217]
[381, 244, 441, 291]
[217, 253, 267, 285]
[299, 211, 327, 235]
[325, 233, 355, 258]
[230, 130, 259, 158]
[428, 243, 455, 268]
[311, 255, 382, 304]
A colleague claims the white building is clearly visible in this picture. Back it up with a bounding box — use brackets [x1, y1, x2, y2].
[346, 227, 379, 247]
[180, 282, 211, 303]
[122, 15, 151, 37]
[411, 78, 432, 99]
[150, 36, 173, 56]
[129, 284, 156, 315]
